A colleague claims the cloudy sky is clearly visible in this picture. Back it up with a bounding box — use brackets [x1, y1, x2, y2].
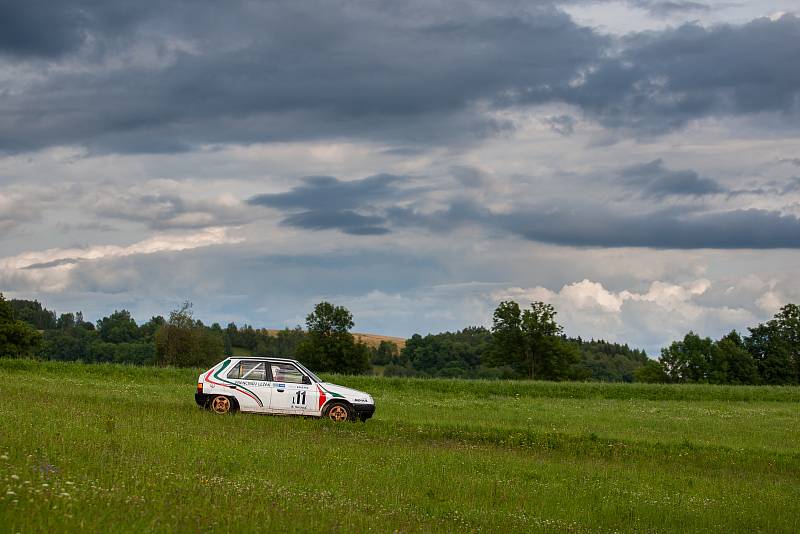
[2, 0, 799, 355]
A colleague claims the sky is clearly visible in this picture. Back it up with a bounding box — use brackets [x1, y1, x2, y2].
[1, 0, 799, 355]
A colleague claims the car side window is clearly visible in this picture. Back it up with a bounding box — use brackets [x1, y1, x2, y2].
[226, 362, 243, 379]
[270, 363, 305, 384]
[227, 361, 267, 381]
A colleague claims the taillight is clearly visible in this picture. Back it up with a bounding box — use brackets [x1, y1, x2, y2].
[197, 383, 203, 394]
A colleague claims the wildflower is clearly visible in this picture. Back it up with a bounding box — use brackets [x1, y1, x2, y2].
[10, 475, 19, 480]
[0, 455, 8, 461]
[6, 490, 15, 496]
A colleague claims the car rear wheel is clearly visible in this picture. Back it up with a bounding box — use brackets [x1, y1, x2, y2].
[210, 395, 234, 414]
[324, 402, 353, 422]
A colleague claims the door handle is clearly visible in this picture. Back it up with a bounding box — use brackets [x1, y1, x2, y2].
[230, 385, 237, 389]
[277, 389, 285, 393]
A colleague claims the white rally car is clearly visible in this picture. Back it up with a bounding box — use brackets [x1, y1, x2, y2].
[195, 357, 375, 422]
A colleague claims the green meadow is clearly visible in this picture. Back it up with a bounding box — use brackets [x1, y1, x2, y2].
[1, 359, 798, 532]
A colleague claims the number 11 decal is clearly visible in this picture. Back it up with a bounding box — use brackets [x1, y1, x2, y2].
[294, 391, 307, 405]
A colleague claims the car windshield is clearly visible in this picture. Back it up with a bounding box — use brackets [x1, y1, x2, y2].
[295, 362, 322, 383]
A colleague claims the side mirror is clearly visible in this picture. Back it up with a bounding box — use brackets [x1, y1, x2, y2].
[302, 375, 312, 385]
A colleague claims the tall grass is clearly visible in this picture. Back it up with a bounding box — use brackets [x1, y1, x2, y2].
[4, 358, 799, 401]
[0, 359, 798, 532]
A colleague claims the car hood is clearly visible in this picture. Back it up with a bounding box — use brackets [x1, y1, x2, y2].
[319, 382, 373, 403]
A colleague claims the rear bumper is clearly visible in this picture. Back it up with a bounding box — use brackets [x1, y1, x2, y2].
[195, 393, 209, 407]
[352, 403, 375, 421]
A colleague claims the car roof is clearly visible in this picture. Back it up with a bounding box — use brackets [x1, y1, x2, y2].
[229, 357, 299, 364]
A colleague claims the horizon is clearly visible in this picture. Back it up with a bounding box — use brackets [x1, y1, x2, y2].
[2, 1, 800, 357]
[10, 291, 788, 358]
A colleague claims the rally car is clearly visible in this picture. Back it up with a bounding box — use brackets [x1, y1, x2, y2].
[195, 357, 375, 422]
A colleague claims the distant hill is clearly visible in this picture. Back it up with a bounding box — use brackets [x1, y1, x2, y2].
[352, 332, 407, 349]
[262, 329, 405, 349]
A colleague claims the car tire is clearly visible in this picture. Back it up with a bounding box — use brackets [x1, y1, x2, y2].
[324, 402, 353, 422]
[210, 395, 235, 414]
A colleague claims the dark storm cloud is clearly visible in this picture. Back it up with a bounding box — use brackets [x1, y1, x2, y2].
[248, 174, 403, 235]
[559, 14, 800, 133]
[247, 168, 800, 248]
[1, 1, 605, 153]
[282, 211, 390, 235]
[0, 0, 148, 58]
[398, 201, 800, 249]
[0, 1, 88, 57]
[619, 159, 725, 198]
[498, 206, 800, 249]
[248, 174, 403, 211]
[1, 2, 797, 153]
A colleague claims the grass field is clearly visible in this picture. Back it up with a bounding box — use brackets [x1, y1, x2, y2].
[1, 359, 798, 532]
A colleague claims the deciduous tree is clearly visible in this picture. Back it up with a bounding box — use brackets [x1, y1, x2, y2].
[660, 332, 715, 383]
[295, 302, 371, 374]
[745, 304, 800, 385]
[154, 302, 223, 367]
[713, 331, 758, 385]
[488, 301, 575, 380]
[0, 294, 41, 358]
[97, 310, 140, 344]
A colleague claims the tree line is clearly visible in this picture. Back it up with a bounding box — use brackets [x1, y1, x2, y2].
[0, 295, 371, 373]
[636, 304, 800, 385]
[1, 292, 798, 384]
[387, 302, 648, 381]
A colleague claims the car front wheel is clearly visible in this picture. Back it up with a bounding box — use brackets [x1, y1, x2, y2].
[210, 395, 234, 414]
[324, 402, 353, 422]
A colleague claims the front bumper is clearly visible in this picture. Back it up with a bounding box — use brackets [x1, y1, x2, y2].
[352, 403, 375, 421]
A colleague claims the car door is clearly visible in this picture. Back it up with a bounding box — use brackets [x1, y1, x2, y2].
[223, 360, 272, 412]
[267, 361, 319, 414]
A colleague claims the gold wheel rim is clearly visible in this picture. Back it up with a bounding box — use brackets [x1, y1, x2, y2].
[329, 405, 348, 422]
[212, 396, 230, 414]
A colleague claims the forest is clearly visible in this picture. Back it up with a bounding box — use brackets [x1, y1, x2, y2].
[2, 293, 798, 385]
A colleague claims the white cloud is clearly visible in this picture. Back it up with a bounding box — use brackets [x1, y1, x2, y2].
[757, 291, 784, 314]
[0, 228, 243, 292]
[560, 279, 625, 312]
[487, 277, 750, 354]
[621, 279, 710, 312]
[293, 277, 741, 355]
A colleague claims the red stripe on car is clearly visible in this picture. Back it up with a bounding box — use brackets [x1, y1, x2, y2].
[317, 384, 327, 410]
[204, 368, 262, 406]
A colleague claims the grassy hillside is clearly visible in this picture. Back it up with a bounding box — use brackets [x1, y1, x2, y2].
[262, 329, 406, 349]
[1, 359, 798, 532]
[351, 332, 406, 349]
